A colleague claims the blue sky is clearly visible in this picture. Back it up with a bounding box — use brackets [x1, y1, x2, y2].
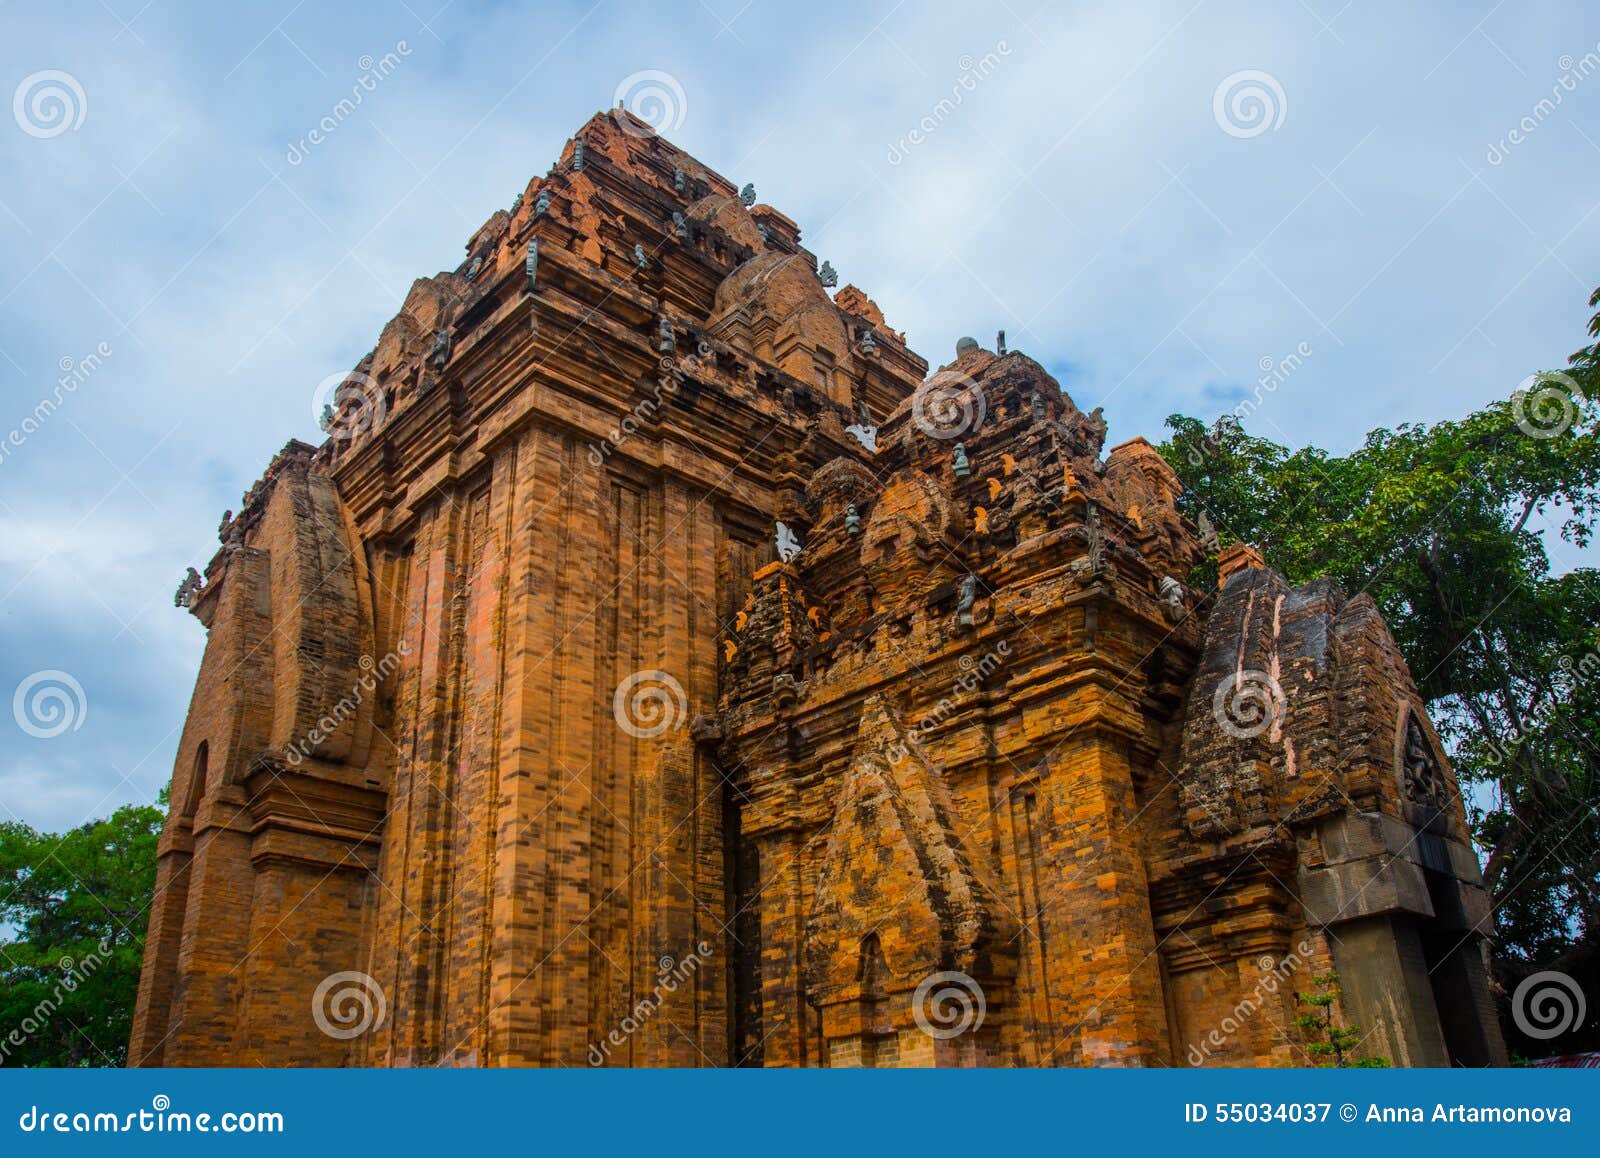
[2, 0, 1598, 832]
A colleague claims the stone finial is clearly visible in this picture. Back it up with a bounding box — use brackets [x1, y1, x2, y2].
[1217, 542, 1268, 587]
[776, 521, 803, 562]
[739, 182, 756, 206]
[1196, 509, 1220, 550]
[658, 317, 676, 355]
[430, 329, 452, 369]
[174, 566, 204, 609]
[845, 424, 877, 453]
[845, 504, 862, 536]
[952, 442, 971, 478]
[510, 191, 524, 213]
[674, 168, 687, 193]
[572, 138, 585, 170]
[1157, 575, 1185, 622]
[634, 243, 648, 269]
[672, 210, 689, 240]
[319, 404, 335, 432]
[996, 329, 1006, 355]
[466, 255, 482, 278]
[859, 328, 876, 354]
[771, 672, 804, 708]
[534, 190, 550, 217]
[819, 260, 838, 288]
[1086, 406, 1107, 446]
[956, 335, 979, 356]
[524, 240, 539, 291]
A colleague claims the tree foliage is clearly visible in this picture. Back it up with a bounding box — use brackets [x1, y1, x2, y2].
[1159, 288, 1600, 1040]
[1294, 970, 1389, 1068]
[0, 800, 163, 1067]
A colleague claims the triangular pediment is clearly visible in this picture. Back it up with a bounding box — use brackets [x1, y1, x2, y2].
[803, 696, 1012, 1006]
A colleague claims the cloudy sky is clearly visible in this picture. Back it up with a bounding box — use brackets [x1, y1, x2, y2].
[2, 0, 1598, 833]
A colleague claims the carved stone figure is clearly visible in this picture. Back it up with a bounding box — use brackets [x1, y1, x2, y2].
[957, 574, 978, 626]
[1403, 713, 1448, 805]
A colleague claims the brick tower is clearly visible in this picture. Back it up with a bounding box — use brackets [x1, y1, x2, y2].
[131, 111, 1505, 1067]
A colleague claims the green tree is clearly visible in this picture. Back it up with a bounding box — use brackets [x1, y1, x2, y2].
[0, 799, 163, 1066]
[1294, 970, 1389, 1067]
[1159, 289, 1600, 1038]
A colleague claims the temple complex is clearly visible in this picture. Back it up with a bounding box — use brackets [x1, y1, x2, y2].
[131, 110, 1505, 1067]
